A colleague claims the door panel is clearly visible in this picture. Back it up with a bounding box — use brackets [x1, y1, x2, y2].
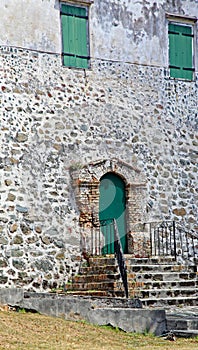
[99, 173, 127, 254]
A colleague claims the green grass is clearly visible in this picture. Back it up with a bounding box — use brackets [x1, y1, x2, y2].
[0, 311, 197, 349]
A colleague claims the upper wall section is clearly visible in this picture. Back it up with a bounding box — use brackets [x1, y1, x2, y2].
[0, 0, 197, 67]
[91, 0, 198, 67]
[0, 0, 60, 53]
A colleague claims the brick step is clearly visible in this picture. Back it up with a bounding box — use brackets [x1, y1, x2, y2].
[66, 281, 123, 291]
[79, 265, 119, 275]
[65, 290, 111, 297]
[129, 287, 197, 299]
[88, 257, 117, 266]
[66, 289, 125, 298]
[128, 280, 197, 290]
[126, 264, 196, 273]
[72, 273, 121, 283]
[140, 296, 198, 307]
[130, 272, 197, 282]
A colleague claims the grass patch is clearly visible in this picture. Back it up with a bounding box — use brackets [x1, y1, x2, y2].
[0, 311, 197, 349]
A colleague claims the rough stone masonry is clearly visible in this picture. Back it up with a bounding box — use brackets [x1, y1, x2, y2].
[0, 0, 197, 291]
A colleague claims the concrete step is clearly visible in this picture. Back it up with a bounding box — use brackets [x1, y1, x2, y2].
[140, 296, 198, 307]
[169, 330, 198, 338]
[132, 272, 197, 282]
[124, 256, 177, 265]
[126, 264, 196, 273]
[130, 287, 197, 299]
[166, 307, 198, 337]
[128, 279, 197, 290]
[167, 316, 198, 331]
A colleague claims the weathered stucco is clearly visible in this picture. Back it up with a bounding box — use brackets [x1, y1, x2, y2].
[0, 0, 197, 291]
[0, 0, 197, 65]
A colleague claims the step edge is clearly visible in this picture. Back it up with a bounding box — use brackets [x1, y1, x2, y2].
[140, 296, 198, 300]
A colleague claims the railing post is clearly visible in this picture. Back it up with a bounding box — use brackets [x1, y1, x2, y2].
[185, 230, 189, 260]
[91, 221, 93, 255]
[113, 219, 128, 299]
[173, 221, 177, 261]
[157, 227, 160, 256]
[149, 223, 152, 257]
[98, 225, 101, 255]
[191, 235, 195, 263]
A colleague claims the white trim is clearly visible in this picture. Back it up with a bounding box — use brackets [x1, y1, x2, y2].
[60, 0, 94, 5]
[166, 13, 197, 24]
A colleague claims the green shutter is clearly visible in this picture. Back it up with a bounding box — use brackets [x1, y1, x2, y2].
[169, 23, 193, 80]
[75, 16, 88, 68]
[61, 4, 89, 69]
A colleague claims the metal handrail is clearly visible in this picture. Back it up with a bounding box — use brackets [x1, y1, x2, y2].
[80, 217, 129, 298]
[145, 220, 198, 264]
[80, 216, 197, 270]
[113, 219, 128, 299]
[175, 223, 198, 239]
[174, 222, 198, 264]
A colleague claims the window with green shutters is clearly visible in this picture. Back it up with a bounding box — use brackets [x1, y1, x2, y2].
[168, 23, 194, 80]
[61, 4, 89, 69]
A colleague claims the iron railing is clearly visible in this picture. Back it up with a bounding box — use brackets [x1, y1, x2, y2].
[80, 216, 116, 256]
[80, 217, 129, 298]
[175, 223, 198, 264]
[146, 221, 198, 264]
[80, 217, 197, 280]
[147, 221, 177, 259]
[113, 219, 128, 298]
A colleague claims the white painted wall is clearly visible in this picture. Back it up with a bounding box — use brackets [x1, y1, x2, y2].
[0, 0, 197, 67]
[0, 0, 61, 52]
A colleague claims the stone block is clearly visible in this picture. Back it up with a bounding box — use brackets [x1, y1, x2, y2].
[89, 308, 166, 336]
[127, 231, 150, 257]
[19, 293, 165, 335]
[0, 288, 24, 305]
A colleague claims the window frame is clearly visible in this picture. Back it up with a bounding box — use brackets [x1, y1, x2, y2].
[60, 1, 91, 69]
[166, 13, 197, 81]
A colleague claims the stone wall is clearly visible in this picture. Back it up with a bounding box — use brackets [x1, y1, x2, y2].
[0, 0, 197, 290]
[0, 289, 166, 336]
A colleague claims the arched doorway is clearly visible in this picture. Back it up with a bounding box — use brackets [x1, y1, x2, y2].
[99, 172, 127, 254]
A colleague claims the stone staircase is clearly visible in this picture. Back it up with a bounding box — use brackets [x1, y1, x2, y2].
[126, 256, 198, 307]
[66, 256, 122, 297]
[166, 308, 198, 337]
[66, 255, 198, 307]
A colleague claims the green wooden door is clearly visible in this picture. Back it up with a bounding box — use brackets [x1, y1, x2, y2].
[99, 173, 127, 254]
